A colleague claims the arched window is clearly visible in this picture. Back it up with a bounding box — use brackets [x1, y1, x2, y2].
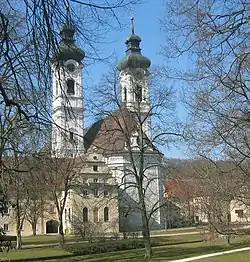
[68, 208, 71, 221]
[65, 209, 67, 220]
[93, 207, 99, 222]
[67, 79, 75, 95]
[83, 207, 88, 222]
[124, 87, 127, 102]
[69, 131, 74, 141]
[135, 84, 142, 101]
[104, 207, 109, 222]
[55, 81, 59, 96]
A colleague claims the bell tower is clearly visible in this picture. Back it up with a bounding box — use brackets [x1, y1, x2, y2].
[51, 15, 85, 157]
[117, 18, 151, 139]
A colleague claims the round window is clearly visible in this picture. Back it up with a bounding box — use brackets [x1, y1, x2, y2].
[67, 63, 75, 72]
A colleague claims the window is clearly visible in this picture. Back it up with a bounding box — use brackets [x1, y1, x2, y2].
[55, 81, 58, 96]
[67, 63, 75, 72]
[3, 224, 8, 231]
[3, 208, 9, 215]
[94, 189, 99, 197]
[135, 84, 142, 101]
[93, 207, 99, 222]
[93, 156, 98, 160]
[83, 207, 88, 222]
[143, 89, 146, 101]
[235, 209, 244, 218]
[104, 207, 109, 222]
[68, 208, 71, 221]
[93, 165, 98, 171]
[69, 131, 74, 141]
[93, 178, 98, 183]
[104, 190, 109, 197]
[65, 209, 67, 220]
[82, 190, 88, 197]
[49, 205, 56, 214]
[124, 87, 127, 101]
[66, 79, 75, 95]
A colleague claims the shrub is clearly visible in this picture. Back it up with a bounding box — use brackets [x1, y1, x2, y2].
[64, 239, 145, 255]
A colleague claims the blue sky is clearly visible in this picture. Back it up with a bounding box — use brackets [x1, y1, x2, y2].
[82, 0, 188, 159]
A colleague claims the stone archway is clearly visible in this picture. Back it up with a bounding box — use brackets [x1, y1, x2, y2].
[46, 220, 59, 234]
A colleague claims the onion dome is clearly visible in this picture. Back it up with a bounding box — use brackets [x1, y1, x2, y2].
[117, 18, 151, 71]
[52, 20, 85, 63]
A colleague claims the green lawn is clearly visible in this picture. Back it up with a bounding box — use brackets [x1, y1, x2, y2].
[41, 240, 250, 262]
[151, 227, 205, 235]
[20, 232, 199, 247]
[2, 235, 250, 262]
[21, 228, 202, 246]
[199, 251, 250, 261]
[22, 235, 82, 245]
[0, 246, 70, 260]
[20, 227, 202, 245]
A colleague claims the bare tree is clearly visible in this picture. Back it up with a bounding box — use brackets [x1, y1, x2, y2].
[0, 0, 140, 213]
[24, 166, 46, 236]
[1, 0, 140, 119]
[39, 153, 86, 247]
[186, 159, 248, 244]
[86, 59, 182, 259]
[3, 156, 31, 249]
[161, 0, 250, 172]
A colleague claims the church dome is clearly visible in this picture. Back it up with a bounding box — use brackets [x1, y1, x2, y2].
[117, 18, 151, 71]
[52, 21, 85, 63]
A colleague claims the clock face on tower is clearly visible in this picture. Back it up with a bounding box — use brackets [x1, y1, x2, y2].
[67, 63, 76, 72]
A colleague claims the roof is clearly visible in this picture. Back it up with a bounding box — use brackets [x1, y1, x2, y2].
[117, 18, 150, 71]
[83, 107, 159, 155]
[83, 108, 136, 154]
[52, 21, 85, 63]
[164, 159, 248, 199]
[164, 179, 197, 198]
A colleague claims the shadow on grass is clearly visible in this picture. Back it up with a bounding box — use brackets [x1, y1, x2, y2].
[9, 238, 250, 262]
[79, 244, 245, 262]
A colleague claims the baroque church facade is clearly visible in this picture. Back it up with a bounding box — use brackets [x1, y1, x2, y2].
[51, 17, 164, 233]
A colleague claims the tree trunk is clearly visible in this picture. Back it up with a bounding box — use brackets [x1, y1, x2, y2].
[227, 234, 231, 245]
[138, 189, 152, 260]
[58, 215, 64, 248]
[32, 222, 37, 236]
[16, 229, 22, 249]
[227, 213, 231, 245]
[123, 232, 127, 239]
[142, 225, 152, 260]
[16, 204, 22, 249]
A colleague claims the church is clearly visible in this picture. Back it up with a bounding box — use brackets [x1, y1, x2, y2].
[51, 17, 164, 233]
[0, 17, 164, 236]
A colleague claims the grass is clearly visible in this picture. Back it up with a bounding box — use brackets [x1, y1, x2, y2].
[199, 251, 250, 261]
[0, 246, 70, 260]
[22, 227, 202, 245]
[152, 234, 203, 245]
[2, 234, 250, 261]
[22, 235, 82, 246]
[41, 237, 250, 262]
[150, 227, 205, 235]
[20, 227, 203, 246]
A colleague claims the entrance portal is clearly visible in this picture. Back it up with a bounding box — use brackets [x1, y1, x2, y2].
[46, 220, 59, 233]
